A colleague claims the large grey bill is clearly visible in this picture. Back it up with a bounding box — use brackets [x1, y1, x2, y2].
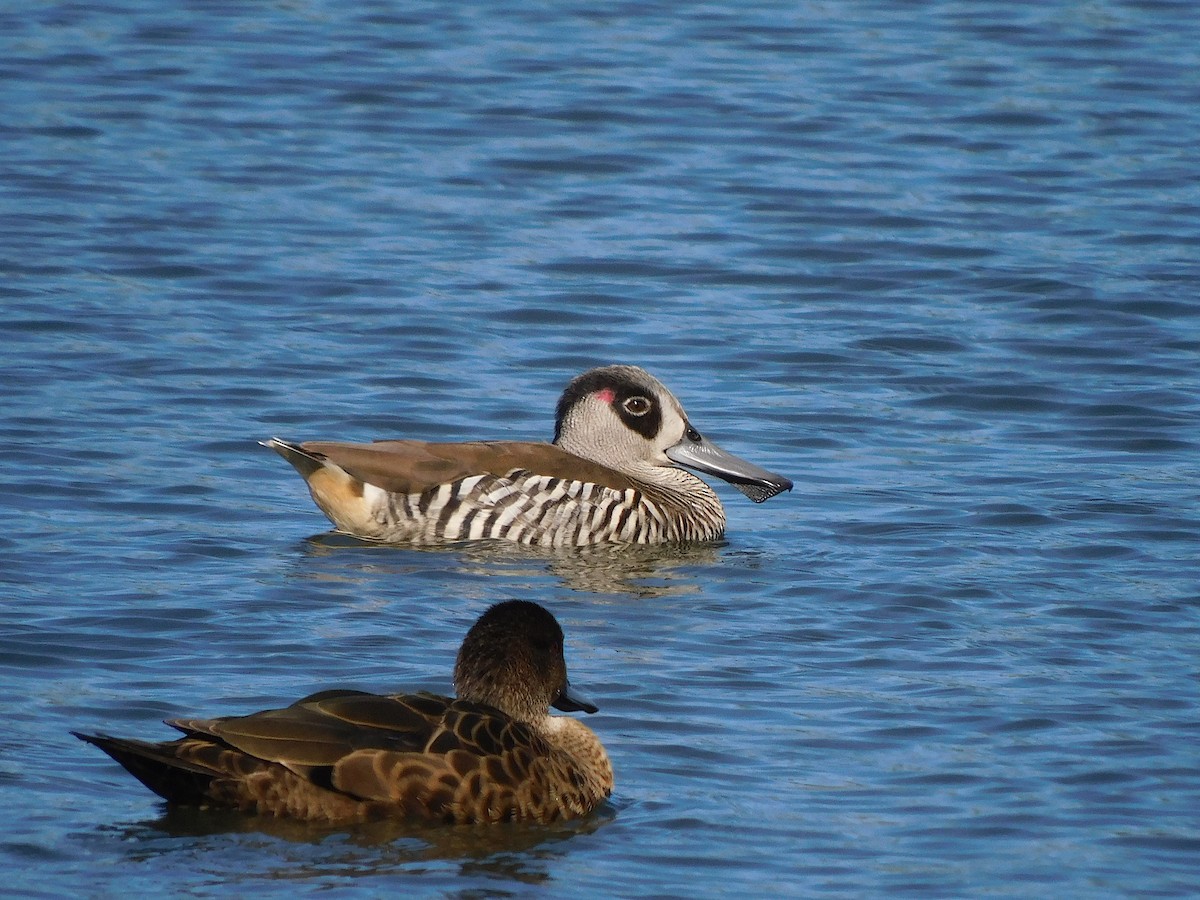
[665, 433, 792, 503]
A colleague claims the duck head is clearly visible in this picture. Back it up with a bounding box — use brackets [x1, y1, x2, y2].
[553, 365, 792, 502]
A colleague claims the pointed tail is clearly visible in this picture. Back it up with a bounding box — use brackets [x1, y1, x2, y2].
[73, 731, 215, 806]
[260, 437, 327, 479]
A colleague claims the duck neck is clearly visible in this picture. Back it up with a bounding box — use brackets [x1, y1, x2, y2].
[637, 467, 727, 541]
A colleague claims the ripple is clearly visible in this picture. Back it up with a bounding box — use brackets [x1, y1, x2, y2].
[4, 0, 1200, 897]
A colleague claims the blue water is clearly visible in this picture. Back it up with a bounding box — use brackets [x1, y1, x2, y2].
[3, 1, 1199, 896]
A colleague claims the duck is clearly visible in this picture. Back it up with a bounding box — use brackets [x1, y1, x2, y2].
[73, 600, 612, 825]
[262, 364, 791, 545]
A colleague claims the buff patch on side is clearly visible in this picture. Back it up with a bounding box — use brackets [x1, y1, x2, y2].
[303, 465, 383, 536]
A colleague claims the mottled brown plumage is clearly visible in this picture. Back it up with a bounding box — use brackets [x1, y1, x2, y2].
[263, 365, 792, 545]
[74, 601, 612, 825]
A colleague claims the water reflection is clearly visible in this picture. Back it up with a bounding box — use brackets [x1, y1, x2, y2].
[300, 532, 719, 598]
[109, 802, 613, 883]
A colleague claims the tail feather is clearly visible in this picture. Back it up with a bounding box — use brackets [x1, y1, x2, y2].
[261, 437, 326, 479]
[73, 731, 216, 806]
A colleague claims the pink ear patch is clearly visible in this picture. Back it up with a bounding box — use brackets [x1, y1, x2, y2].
[594, 388, 616, 404]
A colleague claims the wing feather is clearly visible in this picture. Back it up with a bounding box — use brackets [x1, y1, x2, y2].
[299, 440, 638, 495]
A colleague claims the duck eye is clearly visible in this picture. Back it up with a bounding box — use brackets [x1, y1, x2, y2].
[686, 426, 702, 442]
[622, 396, 651, 416]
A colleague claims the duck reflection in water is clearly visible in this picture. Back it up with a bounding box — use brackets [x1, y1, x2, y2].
[303, 532, 720, 599]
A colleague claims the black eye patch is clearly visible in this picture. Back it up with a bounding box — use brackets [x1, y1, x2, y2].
[553, 369, 664, 442]
[614, 387, 661, 439]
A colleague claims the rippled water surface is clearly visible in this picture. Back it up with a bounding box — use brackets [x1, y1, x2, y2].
[3, 1, 1199, 897]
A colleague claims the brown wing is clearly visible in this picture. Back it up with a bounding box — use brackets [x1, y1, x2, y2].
[172, 691, 564, 822]
[329, 703, 607, 823]
[167, 690, 454, 769]
[298, 439, 639, 495]
[90, 693, 603, 823]
[328, 700, 571, 823]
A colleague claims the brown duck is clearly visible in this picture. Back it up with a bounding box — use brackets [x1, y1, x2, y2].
[263, 364, 791, 545]
[74, 601, 612, 824]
